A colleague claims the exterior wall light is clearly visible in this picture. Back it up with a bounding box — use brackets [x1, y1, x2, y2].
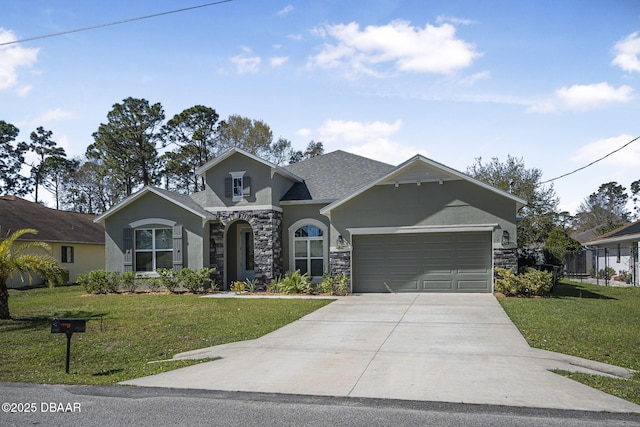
[336, 235, 346, 249]
[502, 230, 510, 246]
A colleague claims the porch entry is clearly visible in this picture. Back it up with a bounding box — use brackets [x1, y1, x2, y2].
[226, 220, 255, 286]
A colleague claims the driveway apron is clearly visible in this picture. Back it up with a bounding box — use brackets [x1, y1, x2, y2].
[122, 293, 640, 413]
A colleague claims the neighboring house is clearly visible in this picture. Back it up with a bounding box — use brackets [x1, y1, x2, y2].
[584, 220, 640, 286]
[0, 195, 105, 286]
[95, 148, 526, 293]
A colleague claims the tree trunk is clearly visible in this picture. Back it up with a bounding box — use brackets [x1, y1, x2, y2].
[0, 280, 10, 319]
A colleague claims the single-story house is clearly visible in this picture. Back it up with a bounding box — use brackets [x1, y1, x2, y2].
[0, 195, 105, 286]
[584, 220, 640, 286]
[95, 148, 526, 293]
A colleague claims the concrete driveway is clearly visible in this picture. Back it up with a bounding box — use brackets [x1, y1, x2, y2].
[122, 293, 640, 413]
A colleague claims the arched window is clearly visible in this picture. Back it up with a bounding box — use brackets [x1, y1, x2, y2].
[289, 220, 328, 278]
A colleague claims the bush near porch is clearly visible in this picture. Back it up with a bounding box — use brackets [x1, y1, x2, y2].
[498, 279, 640, 405]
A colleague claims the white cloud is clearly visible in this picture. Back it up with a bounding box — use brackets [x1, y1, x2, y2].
[16, 84, 32, 97]
[459, 70, 490, 86]
[612, 31, 640, 73]
[318, 119, 403, 142]
[296, 128, 311, 138]
[36, 108, 76, 123]
[571, 134, 640, 167]
[436, 15, 475, 26]
[230, 48, 261, 74]
[529, 82, 634, 112]
[270, 56, 289, 67]
[308, 20, 480, 77]
[312, 118, 419, 164]
[277, 5, 294, 17]
[0, 28, 39, 92]
[287, 34, 303, 41]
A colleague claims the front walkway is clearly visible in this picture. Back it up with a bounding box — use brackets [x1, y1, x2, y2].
[122, 293, 640, 413]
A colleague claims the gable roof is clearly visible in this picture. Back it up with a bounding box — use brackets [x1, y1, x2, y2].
[0, 196, 104, 244]
[195, 147, 303, 183]
[94, 186, 215, 223]
[584, 219, 640, 246]
[282, 150, 395, 201]
[320, 154, 528, 215]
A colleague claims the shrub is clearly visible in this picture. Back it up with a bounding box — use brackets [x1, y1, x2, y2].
[121, 271, 137, 292]
[231, 281, 245, 294]
[78, 270, 116, 294]
[283, 270, 313, 294]
[243, 278, 258, 293]
[157, 268, 180, 293]
[494, 267, 553, 297]
[138, 276, 162, 292]
[618, 270, 632, 283]
[597, 267, 616, 280]
[178, 267, 216, 293]
[318, 273, 349, 295]
[268, 271, 313, 294]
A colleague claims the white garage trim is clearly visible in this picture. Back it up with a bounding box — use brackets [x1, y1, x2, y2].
[348, 224, 499, 236]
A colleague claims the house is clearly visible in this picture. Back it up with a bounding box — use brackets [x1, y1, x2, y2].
[584, 220, 640, 285]
[95, 148, 526, 293]
[0, 195, 105, 286]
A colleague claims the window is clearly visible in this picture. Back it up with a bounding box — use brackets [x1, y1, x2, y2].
[61, 246, 74, 263]
[233, 176, 243, 199]
[294, 225, 325, 277]
[134, 228, 173, 272]
[228, 171, 248, 202]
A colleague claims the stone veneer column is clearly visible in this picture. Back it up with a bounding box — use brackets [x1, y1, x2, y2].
[494, 247, 518, 272]
[329, 249, 351, 285]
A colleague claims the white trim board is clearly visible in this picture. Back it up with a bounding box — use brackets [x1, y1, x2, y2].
[347, 224, 499, 235]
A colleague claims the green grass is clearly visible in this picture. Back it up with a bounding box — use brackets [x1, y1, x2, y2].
[0, 286, 333, 385]
[498, 279, 640, 405]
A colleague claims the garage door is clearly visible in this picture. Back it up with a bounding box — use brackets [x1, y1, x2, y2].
[352, 232, 492, 293]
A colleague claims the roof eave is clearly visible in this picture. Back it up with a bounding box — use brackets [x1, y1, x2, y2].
[195, 147, 303, 183]
[94, 187, 209, 223]
[585, 234, 640, 246]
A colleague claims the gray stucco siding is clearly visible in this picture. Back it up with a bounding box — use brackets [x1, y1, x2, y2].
[103, 192, 206, 273]
[201, 152, 294, 208]
[329, 180, 517, 246]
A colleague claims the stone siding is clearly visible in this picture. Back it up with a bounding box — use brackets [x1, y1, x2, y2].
[329, 249, 351, 278]
[208, 209, 283, 289]
[494, 247, 518, 272]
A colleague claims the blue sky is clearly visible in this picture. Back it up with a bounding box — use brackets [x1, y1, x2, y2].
[1, 0, 639, 214]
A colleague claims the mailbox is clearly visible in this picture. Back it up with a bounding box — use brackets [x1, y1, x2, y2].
[51, 318, 86, 334]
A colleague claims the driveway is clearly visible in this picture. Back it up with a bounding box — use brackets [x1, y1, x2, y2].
[122, 293, 640, 413]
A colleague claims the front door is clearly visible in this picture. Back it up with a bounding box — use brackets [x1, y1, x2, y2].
[238, 226, 255, 281]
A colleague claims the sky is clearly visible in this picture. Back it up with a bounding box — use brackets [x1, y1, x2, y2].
[1, 0, 640, 214]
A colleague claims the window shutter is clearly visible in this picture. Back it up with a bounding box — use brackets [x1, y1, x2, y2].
[243, 176, 251, 196]
[225, 177, 232, 197]
[123, 228, 133, 272]
[173, 224, 183, 271]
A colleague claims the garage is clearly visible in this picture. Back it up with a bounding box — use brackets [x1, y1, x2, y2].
[352, 232, 492, 293]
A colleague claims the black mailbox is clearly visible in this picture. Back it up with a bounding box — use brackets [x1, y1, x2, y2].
[51, 318, 86, 334]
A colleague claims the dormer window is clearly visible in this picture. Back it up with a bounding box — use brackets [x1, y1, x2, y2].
[226, 171, 251, 202]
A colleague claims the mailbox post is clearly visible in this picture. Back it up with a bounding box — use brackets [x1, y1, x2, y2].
[51, 318, 86, 373]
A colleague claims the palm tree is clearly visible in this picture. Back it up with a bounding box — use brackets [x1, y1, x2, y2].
[0, 228, 64, 319]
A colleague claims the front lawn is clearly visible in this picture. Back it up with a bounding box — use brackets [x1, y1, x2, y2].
[0, 285, 333, 385]
[498, 279, 640, 405]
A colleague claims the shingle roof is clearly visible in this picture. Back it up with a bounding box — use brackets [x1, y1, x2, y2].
[282, 150, 395, 201]
[0, 196, 104, 244]
[588, 220, 640, 243]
